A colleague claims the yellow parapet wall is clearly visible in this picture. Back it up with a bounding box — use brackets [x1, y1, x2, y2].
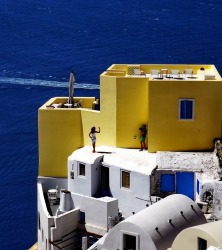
[38, 97, 99, 177]
[38, 107, 83, 177]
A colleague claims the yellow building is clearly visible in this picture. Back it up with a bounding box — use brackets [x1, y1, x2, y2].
[38, 64, 222, 177]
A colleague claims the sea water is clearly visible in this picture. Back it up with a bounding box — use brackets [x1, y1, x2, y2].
[0, 0, 222, 249]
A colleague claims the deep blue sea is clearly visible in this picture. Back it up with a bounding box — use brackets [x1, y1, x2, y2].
[0, 0, 222, 249]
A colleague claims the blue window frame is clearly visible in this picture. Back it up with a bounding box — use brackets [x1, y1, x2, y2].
[179, 99, 194, 120]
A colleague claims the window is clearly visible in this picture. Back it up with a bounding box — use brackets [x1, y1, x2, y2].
[179, 99, 194, 120]
[79, 163, 85, 176]
[70, 171, 74, 179]
[121, 231, 139, 250]
[42, 229, 44, 242]
[198, 237, 207, 250]
[80, 211, 85, 223]
[38, 212, 41, 230]
[197, 178, 200, 194]
[121, 170, 130, 189]
[123, 234, 136, 250]
[161, 174, 175, 192]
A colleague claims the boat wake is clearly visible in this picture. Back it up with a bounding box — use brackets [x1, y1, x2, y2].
[0, 76, 100, 90]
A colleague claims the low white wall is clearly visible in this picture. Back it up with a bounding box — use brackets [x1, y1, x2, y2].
[71, 193, 118, 235]
[37, 183, 55, 250]
[51, 208, 80, 241]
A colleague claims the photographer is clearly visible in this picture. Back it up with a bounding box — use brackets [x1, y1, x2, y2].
[139, 124, 147, 151]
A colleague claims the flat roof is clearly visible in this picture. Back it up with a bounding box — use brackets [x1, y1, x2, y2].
[69, 146, 157, 175]
[69, 146, 220, 179]
[156, 151, 219, 181]
[103, 64, 221, 80]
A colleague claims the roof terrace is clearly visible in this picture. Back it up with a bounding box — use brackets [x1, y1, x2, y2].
[103, 64, 221, 81]
[40, 96, 100, 110]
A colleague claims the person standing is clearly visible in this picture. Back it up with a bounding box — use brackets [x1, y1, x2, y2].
[89, 126, 100, 153]
[139, 124, 147, 151]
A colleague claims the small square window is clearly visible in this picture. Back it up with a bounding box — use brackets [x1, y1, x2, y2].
[79, 163, 85, 176]
[123, 234, 136, 250]
[121, 170, 130, 189]
[179, 99, 194, 120]
[121, 231, 139, 250]
[70, 171, 74, 179]
[38, 213, 41, 230]
[80, 211, 85, 223]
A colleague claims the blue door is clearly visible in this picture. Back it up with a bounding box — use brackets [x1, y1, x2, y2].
[161, 174, 175, 192]
[176, 172, 194, 200]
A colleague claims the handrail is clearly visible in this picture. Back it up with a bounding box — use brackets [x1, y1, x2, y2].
[53, 229, 79, 243]
[50, 229, 101, 249]
[49, 240, 63, 250]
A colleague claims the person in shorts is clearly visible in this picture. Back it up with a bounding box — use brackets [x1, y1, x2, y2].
[139, 124, 147, 151]
[89, 126, 100, 153]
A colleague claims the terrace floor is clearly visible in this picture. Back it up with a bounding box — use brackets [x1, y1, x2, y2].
[126, 68, 218, 81]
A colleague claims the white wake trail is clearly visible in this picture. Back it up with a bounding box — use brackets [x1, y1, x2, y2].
[0, 77, 100, 89]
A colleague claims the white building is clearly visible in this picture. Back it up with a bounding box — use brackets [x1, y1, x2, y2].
[94, 194, 206, 250]
[37, 146, 222, 250]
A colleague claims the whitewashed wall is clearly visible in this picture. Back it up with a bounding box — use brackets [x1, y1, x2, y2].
[37, 183, 56, 250]
[108, 165, 151, 217]
[70, 193, 118, 235]
[68, 156, 103, 196]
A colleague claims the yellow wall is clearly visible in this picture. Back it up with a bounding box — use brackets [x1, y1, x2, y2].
[81, 110, 102, 147]
[148, 80, 222, 152]
[81, 75, 149, 149]
[38, 101, 83, 177]
[98, 75, 117, 146]
[116, 77, 148, 147]
[38, 75, 118, 177]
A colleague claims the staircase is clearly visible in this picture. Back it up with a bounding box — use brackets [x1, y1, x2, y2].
[50, 230, 100, 250]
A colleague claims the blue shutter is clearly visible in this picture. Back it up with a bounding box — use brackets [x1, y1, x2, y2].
[176, 172, 194, 200]
[161, 174, 175, 192]
[186, 100, 193, 119]
[180, 100, 186, 119]
[180, 100, 193, 119]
